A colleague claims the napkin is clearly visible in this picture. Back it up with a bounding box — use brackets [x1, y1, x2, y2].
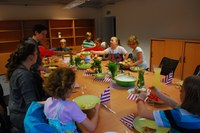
[100, 87, 110, 104]
[120, 113, 135, 129]
[94, 74, 112, 82]
[127, 89, 151, 102]
[161, 71, 173, 85]
[83, 70, 95, 76]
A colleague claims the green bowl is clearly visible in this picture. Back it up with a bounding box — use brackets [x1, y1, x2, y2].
[114, 74, 136, 87]
[77, 63, 91, 70]
[95, 73, 106, 79]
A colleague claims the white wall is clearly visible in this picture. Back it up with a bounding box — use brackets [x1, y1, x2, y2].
[101, 0, 200, 65]
[0, 0, 200, 66]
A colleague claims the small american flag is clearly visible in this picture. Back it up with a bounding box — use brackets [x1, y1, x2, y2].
[161, 71, 173, 85]
[120, 113, 135, 129]
[100, 87, 110, 104]
[127, 93, 138, 101]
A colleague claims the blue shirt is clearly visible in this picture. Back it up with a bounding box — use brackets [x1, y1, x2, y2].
[153, 107, 200, 133]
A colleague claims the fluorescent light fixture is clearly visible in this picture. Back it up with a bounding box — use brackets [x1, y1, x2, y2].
[64, 0, 86, 9]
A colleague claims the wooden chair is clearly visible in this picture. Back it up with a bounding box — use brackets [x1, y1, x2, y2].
[159, 57, 179, 77]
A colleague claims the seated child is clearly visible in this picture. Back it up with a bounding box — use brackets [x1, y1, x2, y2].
[43, 68, 100, 132]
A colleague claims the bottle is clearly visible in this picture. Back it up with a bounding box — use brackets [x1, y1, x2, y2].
[137, 70, 145, 88]
[58, 32, 62, 38]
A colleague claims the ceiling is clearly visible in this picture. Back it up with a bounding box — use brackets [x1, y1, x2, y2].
[0, 0, 122, 8]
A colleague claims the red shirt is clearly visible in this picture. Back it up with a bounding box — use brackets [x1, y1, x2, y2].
[39, 46, 55, 59]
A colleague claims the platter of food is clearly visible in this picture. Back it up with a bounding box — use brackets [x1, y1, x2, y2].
[130, 66, 143, 72]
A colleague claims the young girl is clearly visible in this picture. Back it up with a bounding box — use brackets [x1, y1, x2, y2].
[44, 68, 100, 133]
[6, 42, 45, 132]
[91, 36, 128, 62]
[127, 35, 149, 70]
[136, 75, 200, 132]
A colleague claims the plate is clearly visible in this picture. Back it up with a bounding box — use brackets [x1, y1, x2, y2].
[81, 51, 91, 56]
[73, 95, 100, 110]
[43, 73, 51, 78]
[77, 64, 91, 70]
[133, 116, 170, 133]
[130, 66, 142, 72]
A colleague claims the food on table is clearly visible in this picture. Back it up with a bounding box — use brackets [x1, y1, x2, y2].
[147, 92, 164, 104]
[130, 66, 142, 72]
[80, 102, 95, 110]
[119, 58, 133, 69]
[48, 65, 58, 70]
[142, 127, 156, 133]
[87, 68, 97, 74]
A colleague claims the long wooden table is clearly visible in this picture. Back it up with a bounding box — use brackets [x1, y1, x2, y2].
[44, 59, 181, 133]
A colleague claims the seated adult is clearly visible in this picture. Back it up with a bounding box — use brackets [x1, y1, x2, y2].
[82, 32, 95, 48]
[82, 38, 104, 51]
[53, 39, 72, 52]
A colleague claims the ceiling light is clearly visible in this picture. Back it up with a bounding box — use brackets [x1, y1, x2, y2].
[64, 0, 86, 9]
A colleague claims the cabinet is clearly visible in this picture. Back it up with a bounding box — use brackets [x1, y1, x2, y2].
[49, 19, 95, 48]
[150, 39, 200, 79]
[0, 20, 22, 53]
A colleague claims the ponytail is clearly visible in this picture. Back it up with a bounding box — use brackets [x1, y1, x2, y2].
[6, 42, 36, 80]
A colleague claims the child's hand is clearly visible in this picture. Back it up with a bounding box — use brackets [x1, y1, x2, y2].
[94, 103, 100, 111]
[149, 86, 159, 94]
[138, 92, 147, 101]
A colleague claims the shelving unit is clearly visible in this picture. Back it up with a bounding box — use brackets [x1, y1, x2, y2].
[0, 20, 22, 53]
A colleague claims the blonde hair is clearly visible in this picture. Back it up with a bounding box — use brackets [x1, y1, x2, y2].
[86, 32, 92, 37]
[127, 35, 139, 45]
[60, 39, 66, 43]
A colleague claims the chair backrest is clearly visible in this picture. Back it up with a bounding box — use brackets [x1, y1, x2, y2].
[159, 57, 179, 77]
[193, 65, 200, 76]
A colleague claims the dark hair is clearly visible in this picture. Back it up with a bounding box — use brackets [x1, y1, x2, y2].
[32, 24, 48, 35]
[5, 42, 37, 80]
[44, 67, 75, 100]
[181, 75, 200, 116]
[95, 38, 102, 43]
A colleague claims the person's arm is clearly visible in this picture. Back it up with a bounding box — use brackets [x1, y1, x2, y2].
[124, 53, 129, 60]
[91, 50, 106, 55]
[80, 103, 100, 131]
[136, 92, 154, 120]
[20, 72, 38, 106]
[150, 86, 178, 108]
[133, 52, 143, 66]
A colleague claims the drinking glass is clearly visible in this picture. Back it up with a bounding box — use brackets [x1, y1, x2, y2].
[152, 66, 162, 89]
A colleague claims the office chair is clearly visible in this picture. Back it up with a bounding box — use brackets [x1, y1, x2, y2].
[193, 65, 200, 76]
[159, 57, 179, 77]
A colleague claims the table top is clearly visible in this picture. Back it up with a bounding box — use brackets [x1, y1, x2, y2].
[43, 58, 181, 133]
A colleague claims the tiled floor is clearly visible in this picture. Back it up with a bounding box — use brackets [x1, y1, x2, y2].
[0, 74, 10, 96]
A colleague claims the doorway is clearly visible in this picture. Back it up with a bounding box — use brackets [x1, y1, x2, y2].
[102, 16, 116, 46]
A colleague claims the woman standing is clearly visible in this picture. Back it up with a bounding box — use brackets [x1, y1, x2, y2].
[6, 42, 45, 133]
